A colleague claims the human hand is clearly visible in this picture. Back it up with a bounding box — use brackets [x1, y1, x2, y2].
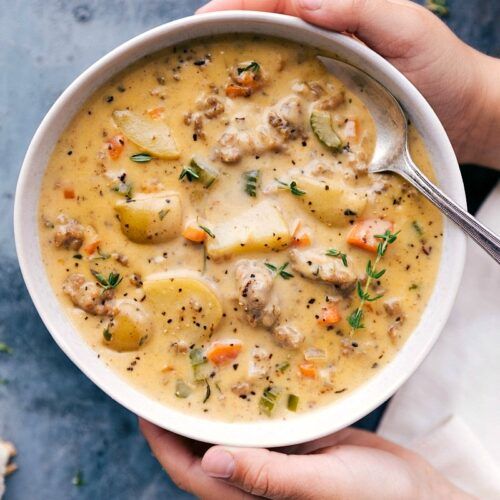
[197, 0, 500, 169]
[140, 418, 471, 499]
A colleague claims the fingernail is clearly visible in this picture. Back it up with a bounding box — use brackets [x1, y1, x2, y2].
[202, 448, 235, 478]
[298, 0, 323, 10]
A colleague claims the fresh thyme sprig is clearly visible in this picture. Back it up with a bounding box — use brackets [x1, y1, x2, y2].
[326, 248, 348, 267]
[265, 262, 294, 280]
[91, 270, 123, 293]
[237, 61, 260, 75]
[244, 169, 260, 197]
[348, 229, 400, 334]
[275, 178, 306, 196]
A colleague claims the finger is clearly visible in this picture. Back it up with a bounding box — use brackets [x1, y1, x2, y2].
[139, 419, 250, 499]
[202, 445, 333, 498]
[197, 0, 298, 15]
[197, 0, 443, 60]
[281, 427, 413, 457]
[202, 443, 420, 499]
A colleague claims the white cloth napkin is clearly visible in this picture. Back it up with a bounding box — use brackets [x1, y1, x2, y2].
[378, 181, 500, 499]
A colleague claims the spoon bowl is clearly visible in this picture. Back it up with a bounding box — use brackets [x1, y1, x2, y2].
[319, 55, 500, 264]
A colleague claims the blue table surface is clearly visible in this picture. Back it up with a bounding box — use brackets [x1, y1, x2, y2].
[1, 1, 498, 498]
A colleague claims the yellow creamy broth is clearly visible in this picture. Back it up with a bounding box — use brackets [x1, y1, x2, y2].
[38, 36, 443, 421]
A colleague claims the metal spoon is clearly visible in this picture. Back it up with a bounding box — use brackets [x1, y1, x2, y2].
[319, 56, 500, 264]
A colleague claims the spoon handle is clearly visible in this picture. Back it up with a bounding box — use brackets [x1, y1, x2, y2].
[399, 158, 500, 264]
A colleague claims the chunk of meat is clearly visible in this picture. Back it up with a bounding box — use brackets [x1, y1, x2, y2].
[214, 129, 249, 163]
[235, 260, 280, 328]
[231, 381, 251, 396]
[54, 219, 85, 250]
[272, 324, 304, 349]
[289, 248, 357, 291]
[318, 91, 345, 111]
[62, 273, 114, 316]
[383, 298, 404, 318]
[268, 96, 304, 140]
[198, 95, 225, 119]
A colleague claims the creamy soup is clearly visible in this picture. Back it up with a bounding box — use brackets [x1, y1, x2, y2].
[39, 35, 442, 421]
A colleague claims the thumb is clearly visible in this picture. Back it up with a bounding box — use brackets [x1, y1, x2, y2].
[201, 446, 330, 499]
[197, 0, 444, 60]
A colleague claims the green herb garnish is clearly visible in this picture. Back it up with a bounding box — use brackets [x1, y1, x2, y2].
[91, 270, 123, 292]
[259, 386, 281, 416]
[348, 229, 400, 334]
[425, 0, 448, 17]
[199, 225, 215, 239]
[112, 181, 133, 199]
[179, 165, 200, 182]
[409, 283, 419, 291]
[265, 262, 294, 280]
[203, 380, 211, 403]
[90, 248, 110, 261]
[287, 394, 299, 412]
[244, 169, 260, 197]
[103, 328, 112, 341]
[158, 208, 169, 221]
[130, 152, 152, 163]
[72, 470, 85, 487]
[175, 379, 192, 398]
[412, 220, 423, 236]
[237, 61, 260, 75]
[190, 347, 211, 381]
[326, 248, 348, 267]
[0, 342, 12, 354]
[276, 361, 290, 373]
[275, 178, 306, 196]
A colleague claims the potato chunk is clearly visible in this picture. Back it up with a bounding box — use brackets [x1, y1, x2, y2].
[115, 192, 182, 244]
[206, 201, 291, 259]
[143, 273, 223, 335]
[112, 110, 180, 159]
[294, 175, 367, 227]
[104, 300, 152, 352]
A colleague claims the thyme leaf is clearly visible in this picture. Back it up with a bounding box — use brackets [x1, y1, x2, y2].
[265, 262, 294, 280]
[199, 225, 215, 239]
[326, 248, 348, 267]
[237, 61, 260, 75]
[91, 270, 123, 292]
[275, 178, 306, 196]
[130, 152, 152, 163]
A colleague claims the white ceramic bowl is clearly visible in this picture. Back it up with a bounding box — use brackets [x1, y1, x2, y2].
[14, 12, 466, 447]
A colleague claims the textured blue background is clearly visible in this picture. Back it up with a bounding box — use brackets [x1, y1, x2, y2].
[0, 1, 498, 498]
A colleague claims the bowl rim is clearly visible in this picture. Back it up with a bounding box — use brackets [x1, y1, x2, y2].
[14, 11, 466, 447]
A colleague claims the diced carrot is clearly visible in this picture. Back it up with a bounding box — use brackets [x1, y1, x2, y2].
[347, 218, 394, 253]
[182, 225, 207, 243]
[147, 106, 165, 119]
[161, 365, 175, 373]
[292, 221, 312, 248]
[82, 240, 100, 255]
[299, 362, 317, 379]
[63, 187, 75, 199]
[318, 303, 342, 326]
[206, 341, 242, 365]
[106, 134, 125, 160]
[225, 84, 252, 98]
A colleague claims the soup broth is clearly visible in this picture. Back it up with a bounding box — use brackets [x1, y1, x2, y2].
[39, 36, 442, 421]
